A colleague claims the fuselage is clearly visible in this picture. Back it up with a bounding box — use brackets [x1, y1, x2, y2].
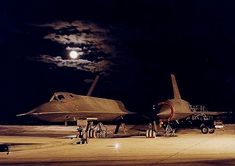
[27, 92, 130, 122]
[157, 99, 193, 121]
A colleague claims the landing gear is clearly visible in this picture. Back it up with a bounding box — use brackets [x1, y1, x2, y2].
[88, 128, 97, 138]
[146, 122, 156, 138]
[164, 124, 176, 137]
[77, 120, 127, 139]
[145, 121, 175, 138]
[87, 122, 108, 138]
[146, 129, 156, 138]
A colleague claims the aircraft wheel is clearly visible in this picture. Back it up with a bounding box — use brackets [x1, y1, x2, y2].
[88, 129, 95, 138]
[152, 130, 156, 138]
[88, 129, 92, 138]
[146, 129, 156, 138]
[146, 129, 150, 138]
[92, 129, 97, 138]
[201, 126, 209, 134]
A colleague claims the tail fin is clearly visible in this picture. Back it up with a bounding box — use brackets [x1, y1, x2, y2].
[171, 74, 181, 99]
[86, 75, 100, 96]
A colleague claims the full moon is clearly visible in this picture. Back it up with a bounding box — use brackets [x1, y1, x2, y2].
[69, 50, 79, 59]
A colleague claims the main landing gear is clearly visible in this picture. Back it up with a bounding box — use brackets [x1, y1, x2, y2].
[87, 122, 108, 138]
[85, 121, 127, 138]
[146, 121, 176, 138]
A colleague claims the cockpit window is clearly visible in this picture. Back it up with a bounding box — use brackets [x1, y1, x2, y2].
[57, 95, 65, 100]
[50, 95, 56, 102]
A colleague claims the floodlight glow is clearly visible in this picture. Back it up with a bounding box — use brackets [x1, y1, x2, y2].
[114, 143, 120, 149]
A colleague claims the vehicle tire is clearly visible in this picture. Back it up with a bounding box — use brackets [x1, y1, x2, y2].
[209, 128, 215, 134]
[201, 126, 209, 134]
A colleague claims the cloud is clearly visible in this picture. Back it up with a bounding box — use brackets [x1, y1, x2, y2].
[40, 21, 114, 55]
[34, 55, 112, 74]
[32, 20, 117, 74]
[39, 21, 109, 33]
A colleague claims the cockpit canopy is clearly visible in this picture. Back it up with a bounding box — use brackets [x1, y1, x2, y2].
[49, 92, 75, 102]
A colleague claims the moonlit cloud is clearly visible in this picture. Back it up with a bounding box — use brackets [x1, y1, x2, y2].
[39, 21, 109, 33]
[35, 55, 112, 73]
[32, 20, 117, 74]
[41, 20, 114, 55]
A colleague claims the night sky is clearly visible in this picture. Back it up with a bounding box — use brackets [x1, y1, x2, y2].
[1, 0, 235, 123]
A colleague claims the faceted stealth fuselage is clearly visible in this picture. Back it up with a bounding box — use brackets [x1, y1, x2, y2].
[21, 92, 130, 122]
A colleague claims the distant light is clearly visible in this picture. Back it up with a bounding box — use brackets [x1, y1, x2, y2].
[69, 50, 79, 59]
[114, 143, 120, 149]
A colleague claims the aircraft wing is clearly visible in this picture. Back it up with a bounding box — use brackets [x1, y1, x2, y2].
[17, 111, 130, 115]
[16, 111, 132, 122]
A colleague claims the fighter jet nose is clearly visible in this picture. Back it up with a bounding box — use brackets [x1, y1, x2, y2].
[16, 108, 38, 116]
[26, 104, 48, 116]
[30, 108, 39, 115]
[26, 108, 40, 116]
[32, 104, 48, 114]
[157, 111, 167, 116]
[157, 105, 172, 120]
[156, 112, 162, 116]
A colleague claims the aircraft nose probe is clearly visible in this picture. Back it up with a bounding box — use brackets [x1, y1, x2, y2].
[157, 102, 174, 121]
[16, 109, 37, 116]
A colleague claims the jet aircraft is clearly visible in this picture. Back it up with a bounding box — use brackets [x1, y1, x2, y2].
[146, 74, 228, 137]
[17, 76, 132, 138]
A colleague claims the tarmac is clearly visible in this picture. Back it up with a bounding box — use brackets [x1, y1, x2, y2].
[0, 125, 235, 165]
